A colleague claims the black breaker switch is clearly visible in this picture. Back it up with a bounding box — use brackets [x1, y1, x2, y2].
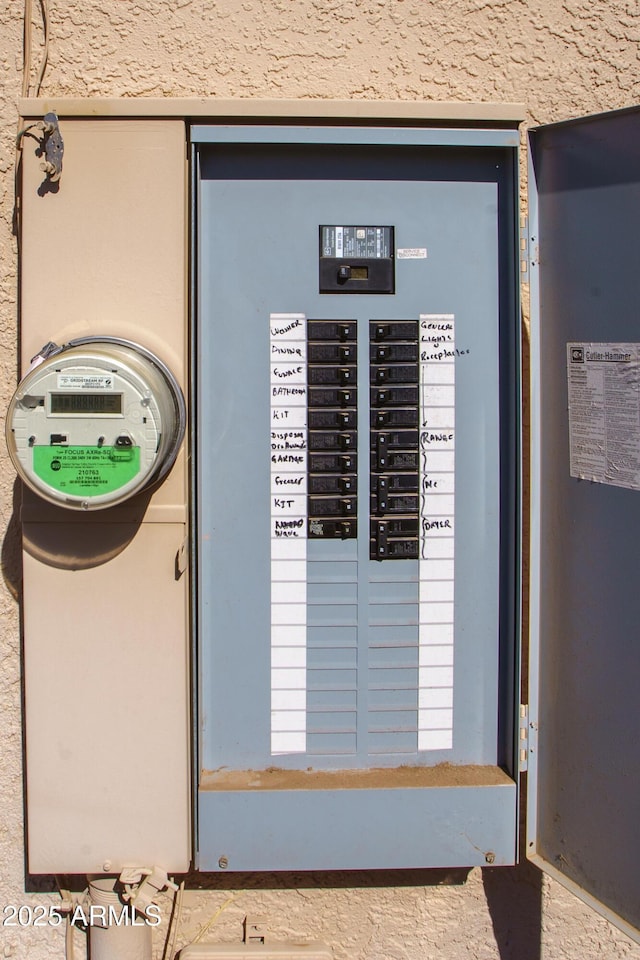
[307, 318, 358, 539]
[370, 319, 420, 560]
[319, 226, 395, 295]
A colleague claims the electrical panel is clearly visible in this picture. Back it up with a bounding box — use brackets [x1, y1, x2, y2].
[194, 124, 520, 871]
[12, 101, 640, 944]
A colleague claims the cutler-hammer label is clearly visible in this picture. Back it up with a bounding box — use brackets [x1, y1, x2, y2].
[567, 342, 640, 491]
[57, 374, 115, 390]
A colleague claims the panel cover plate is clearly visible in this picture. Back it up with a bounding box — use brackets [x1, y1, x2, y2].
[528, 105, 640, 942]
[195, 126, 520, 874]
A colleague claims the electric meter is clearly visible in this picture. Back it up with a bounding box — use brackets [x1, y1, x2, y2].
[6, 336, 186, 510]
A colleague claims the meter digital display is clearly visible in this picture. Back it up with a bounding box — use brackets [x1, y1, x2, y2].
[50, 393, 123, 415]
[6, 337, 186, 510]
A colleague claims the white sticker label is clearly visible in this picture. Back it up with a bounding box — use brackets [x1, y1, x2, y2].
[397, 248, 428, 260]
[567, 342, 640, 491]
[418, 313, 455, 753]
[57, 374, 114, 390]
[270, 312, 307, 756]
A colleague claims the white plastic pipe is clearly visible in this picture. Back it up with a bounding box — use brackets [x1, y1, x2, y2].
[88, 878, 152, 960]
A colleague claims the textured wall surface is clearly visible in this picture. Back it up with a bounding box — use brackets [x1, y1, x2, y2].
[1, 1, 640, 958]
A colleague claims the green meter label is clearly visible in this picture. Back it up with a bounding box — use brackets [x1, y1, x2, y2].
[33, 446, 141, 496]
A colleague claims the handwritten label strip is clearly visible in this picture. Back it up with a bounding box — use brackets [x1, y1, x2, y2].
[419, 314, 455, 751]
[270, 313, 308, 755]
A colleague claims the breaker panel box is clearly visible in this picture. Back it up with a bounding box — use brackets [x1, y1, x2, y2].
[12, 100, 640, 943]
[193, 123, 521, 871]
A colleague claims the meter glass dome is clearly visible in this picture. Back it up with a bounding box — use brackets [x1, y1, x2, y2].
[6, 337, 186, 510]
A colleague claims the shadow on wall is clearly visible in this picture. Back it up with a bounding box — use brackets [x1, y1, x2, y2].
[21, 863, 543, 957]
[2, 479, 23, 600]
[3, 480, 153, 572]
[176, 864, 543, 960]
[483, 861, 543, 960]
[159, 864, 542, 960]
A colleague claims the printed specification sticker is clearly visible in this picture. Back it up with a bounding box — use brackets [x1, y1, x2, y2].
[33, 446, 141, 496]
[567, 342, 640, 491]
[321, 226, 392, 259]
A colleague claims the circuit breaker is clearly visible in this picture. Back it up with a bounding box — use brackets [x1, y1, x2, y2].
[194, 123, 520, 870]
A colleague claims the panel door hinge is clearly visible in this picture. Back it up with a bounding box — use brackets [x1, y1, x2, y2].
[520, 216, 530, 283]
[518, 704, 529, 772]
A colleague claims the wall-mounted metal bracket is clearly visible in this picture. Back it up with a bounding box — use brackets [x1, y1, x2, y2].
[244, 916, 269, 944]
[16, 112, 64, 191]
[40, 112, 64, 182]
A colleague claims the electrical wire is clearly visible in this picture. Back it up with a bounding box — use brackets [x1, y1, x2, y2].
[15, 0, 50, 235]
[65, 914, 75, 960]
[22, 0, 49, 97]
[56, 877, 82, 960]
[190, 891, 246, 945]
[34, 0, 49, 96]
[167, 881, 185, 960]
[22, 0, 32, 97]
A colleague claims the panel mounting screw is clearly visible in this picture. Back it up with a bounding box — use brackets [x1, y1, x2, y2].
[485, 852, 495, 864]
[102, 860, 112, 871]
[218, 856, 229, 870]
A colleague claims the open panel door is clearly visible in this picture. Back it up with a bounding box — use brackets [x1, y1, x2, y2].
[529, 105, 640, 943]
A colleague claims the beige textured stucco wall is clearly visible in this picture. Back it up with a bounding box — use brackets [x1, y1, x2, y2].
[1, 2, 640, 959]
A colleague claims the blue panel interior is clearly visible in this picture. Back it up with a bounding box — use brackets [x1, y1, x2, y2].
[195, 127, 520, 869]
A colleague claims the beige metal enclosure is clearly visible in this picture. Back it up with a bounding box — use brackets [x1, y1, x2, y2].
[18, 119, 190, 873]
